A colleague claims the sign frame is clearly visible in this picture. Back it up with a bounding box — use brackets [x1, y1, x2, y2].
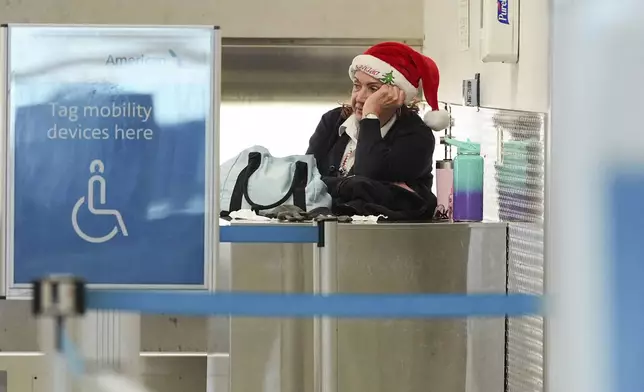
[1, 24, 221, 297]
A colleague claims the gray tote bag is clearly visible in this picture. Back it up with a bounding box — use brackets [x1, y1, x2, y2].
[220, 146, 332, 214]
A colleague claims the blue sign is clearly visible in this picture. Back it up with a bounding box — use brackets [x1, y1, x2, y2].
[497, 0, 510, 25]
[5, 25, 218, 287]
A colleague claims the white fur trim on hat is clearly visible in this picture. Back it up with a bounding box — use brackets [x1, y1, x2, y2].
[423, 110, 451, 131]
[349, 54, 418, 104]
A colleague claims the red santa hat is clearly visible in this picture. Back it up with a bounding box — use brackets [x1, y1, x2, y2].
[349, 42, 451, 131]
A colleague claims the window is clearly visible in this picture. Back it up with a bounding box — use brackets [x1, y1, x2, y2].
[219, 101, 337, 162]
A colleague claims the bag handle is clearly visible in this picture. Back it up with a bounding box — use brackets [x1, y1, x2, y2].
[229, 152, 308, 212]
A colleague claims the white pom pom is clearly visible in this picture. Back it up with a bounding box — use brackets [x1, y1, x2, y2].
[423, 110, 451, 131]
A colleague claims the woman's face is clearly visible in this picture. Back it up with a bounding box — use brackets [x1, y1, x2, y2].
[351, 70, 383, 119]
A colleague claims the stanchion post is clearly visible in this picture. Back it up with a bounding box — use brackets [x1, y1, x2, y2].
[0, 25, 7, 299]
[206, 26, 224, 392]
[313, 218, 338, 392]
[32, 275, 86, 392]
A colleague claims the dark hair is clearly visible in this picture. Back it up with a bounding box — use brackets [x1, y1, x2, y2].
[339, 100, 421, 120]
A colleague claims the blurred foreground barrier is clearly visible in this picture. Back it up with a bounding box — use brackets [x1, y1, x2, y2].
[85, 290, 543, 318]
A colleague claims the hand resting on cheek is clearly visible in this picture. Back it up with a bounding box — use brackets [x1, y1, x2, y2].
[362, 85, 406, 119]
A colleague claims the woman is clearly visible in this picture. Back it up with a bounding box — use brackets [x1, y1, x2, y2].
[306, 42, 450, 220]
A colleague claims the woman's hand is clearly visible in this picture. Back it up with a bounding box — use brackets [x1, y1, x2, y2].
[362, 85, 406, 119]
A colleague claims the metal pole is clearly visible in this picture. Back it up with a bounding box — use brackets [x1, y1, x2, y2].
[313, 238, 321, 392]
[207, 26, 224, 392]
[313, 219, 338, 392]
[281, 242, 305, 392]
[0, 25, 7, 299]
[53, 317, 69, 392]
[33, 276, 86, 392]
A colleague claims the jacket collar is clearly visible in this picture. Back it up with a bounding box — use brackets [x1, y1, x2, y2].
[339, 113, 397, 142]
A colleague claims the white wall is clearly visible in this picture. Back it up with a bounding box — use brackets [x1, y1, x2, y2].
[1, 0, 423, 39]
[424, 0, 549, 113]
[220, 102, 334, 163]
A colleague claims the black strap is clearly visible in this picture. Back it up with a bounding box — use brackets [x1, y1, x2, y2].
[291, 162, 308, 211]
[228, 152, 309, 212]
[228, 166, 250, 212]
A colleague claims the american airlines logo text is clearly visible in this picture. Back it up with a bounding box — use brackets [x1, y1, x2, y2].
[105, 49, 181, 66]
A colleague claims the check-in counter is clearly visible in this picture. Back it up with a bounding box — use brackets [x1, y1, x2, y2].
[218, 221, 508, 392]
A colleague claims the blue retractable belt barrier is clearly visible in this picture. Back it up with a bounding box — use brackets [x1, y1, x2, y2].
[219, 225, 319, 244]
[86, 291, 542, 318]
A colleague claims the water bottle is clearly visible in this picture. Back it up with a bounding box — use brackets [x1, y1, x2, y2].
[444, 138, 483, 222]
[434, 159, 454, 220]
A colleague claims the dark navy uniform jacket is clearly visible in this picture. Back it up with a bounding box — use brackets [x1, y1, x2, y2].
[306, 107, 437, 220]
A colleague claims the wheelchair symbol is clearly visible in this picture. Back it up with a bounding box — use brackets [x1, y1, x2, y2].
[71, 159, 128, 244]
